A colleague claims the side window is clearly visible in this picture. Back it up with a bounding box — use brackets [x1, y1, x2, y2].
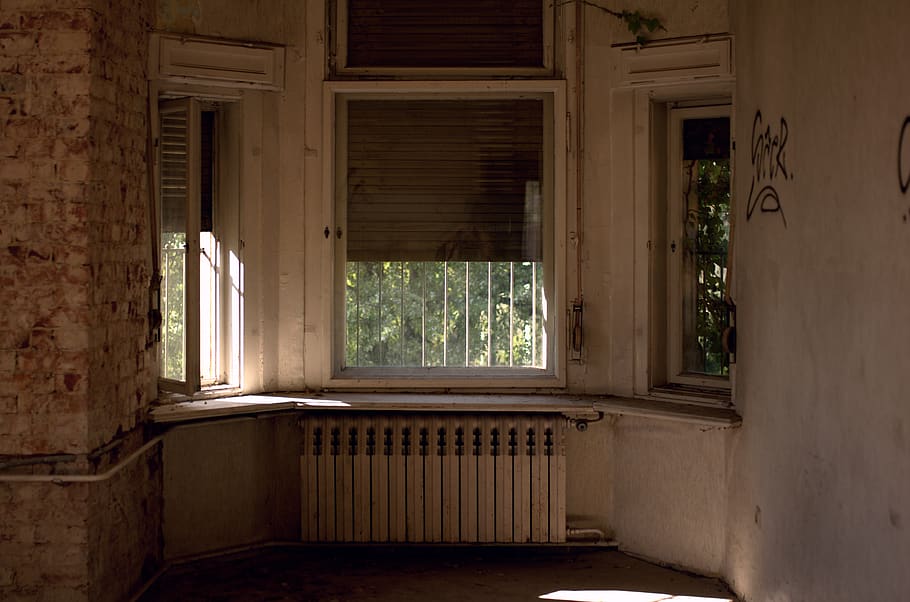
[664, 106, 732, 391]
[158, 99, 239, 394]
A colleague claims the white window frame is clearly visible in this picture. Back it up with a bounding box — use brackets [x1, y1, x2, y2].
[627, 83, 735, 407]
[330, 0, 555, 78]
[322, 80, 567, 390]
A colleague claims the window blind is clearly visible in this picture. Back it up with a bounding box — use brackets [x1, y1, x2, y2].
[344, 98, 544, 262]
[345, 0, 544, 69]
[160, 107, 189, 234]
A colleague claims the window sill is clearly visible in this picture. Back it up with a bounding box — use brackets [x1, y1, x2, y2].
[597, 395, 740, 426]
[647, 384, 732, 408]
[150, 391, 740, 427]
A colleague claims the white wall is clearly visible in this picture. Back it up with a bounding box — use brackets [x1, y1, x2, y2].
[726, 1, 910, 599]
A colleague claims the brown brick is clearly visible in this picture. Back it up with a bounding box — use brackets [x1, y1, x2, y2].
[0, 32, 36, 55]
[20, 10, 93, 32]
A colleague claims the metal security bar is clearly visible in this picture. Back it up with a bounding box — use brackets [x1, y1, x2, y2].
[345, 261, 544, 369]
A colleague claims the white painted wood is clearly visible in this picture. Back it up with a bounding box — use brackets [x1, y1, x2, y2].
[153, 34, 285, 90]
[495, 419, 512, 543]
[443, 416, 460, 542]
[617, 37, 732, 86]
[405, 418, 424, 542]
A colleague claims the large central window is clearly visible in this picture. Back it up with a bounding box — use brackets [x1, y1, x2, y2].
[330, 83, 564, 384]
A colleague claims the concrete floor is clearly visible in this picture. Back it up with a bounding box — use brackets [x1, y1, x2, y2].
[137, 545, 737, 602]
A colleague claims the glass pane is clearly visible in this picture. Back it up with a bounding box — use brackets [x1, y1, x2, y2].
[160, 108, 188, 381]
[680, 118, 730, 376]
[199, 111, 219, 384]
[345, 0, 544, 69]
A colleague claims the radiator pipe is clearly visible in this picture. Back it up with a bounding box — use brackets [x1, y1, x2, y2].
[566, 527, 606, 542]
[0, 436, 163, 484]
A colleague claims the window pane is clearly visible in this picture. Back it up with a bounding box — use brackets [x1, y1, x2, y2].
[345, 0, 544, 69]
[199, 112, 219, 384]
[340, 95, 549, 371]
[681, 117, 730, 376]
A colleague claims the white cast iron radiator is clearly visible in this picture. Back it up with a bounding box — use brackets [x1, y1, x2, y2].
[299, 413, 566, 543]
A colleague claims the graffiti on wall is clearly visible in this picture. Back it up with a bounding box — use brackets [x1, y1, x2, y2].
[746, 110, 791, 227]
[899, 116, 910, 194]
[900, 117, 910, 224]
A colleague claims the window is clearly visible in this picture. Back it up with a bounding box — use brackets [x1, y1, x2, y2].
[158, 98, 241, 394]
[331, 0, 553, 76]
[328, 82, 566, 386]
[650, 103, 732, 398]
[667, 108, 731, 386]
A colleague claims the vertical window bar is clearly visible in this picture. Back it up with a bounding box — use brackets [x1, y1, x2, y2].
[443, 261, 448, 366]
[355, 262, 361, 366]
[464, 262, 469, 366]
[531, 262, 537, 367]
[509, 262, 515, 366]
[487, 262, 493, 367]
[398, 261, 405, 366]
[378, 263, 384, 366]
[418, 261, 427, 366]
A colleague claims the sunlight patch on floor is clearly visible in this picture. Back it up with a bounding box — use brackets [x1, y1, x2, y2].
[540, 591, 732, 602]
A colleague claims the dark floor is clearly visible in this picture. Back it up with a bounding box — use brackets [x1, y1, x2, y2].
[136, 545, 737, 602]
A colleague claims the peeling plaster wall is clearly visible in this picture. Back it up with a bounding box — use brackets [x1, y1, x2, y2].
[612, 416, 732, 575]
[726, 1, 910, 599]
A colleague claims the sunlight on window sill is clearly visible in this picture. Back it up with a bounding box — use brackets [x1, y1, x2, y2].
[540, 591, 732, 602]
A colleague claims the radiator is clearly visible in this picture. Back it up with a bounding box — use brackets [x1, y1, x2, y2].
[299, 413, 566, 543]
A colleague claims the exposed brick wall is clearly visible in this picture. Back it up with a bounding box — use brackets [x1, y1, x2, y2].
[0, 3, 96, 456]
[87, 444, 163, 602]
[0, 0, 160, 599]
[85, 0, 156, 452]
[0, 480, 91, 600]
[1, 0, 155, 456]
[0, 443, 162, 602]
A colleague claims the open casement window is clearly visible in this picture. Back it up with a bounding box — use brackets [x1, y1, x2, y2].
[159, 98, 237, 394]
[664, 105, 732, 392]
[331, 0, 553, 76]
[331, 84, 564, 385]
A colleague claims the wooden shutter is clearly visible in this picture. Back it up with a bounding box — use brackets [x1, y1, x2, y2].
[344, 0, 545, 69]
[344, 98, 544, 262]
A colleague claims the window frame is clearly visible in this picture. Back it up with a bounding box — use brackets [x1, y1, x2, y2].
[322, 80, 567, 390]
[329, 0, 555, 78]
[155, 95, 243, 396]
[627, 83, 736, 408]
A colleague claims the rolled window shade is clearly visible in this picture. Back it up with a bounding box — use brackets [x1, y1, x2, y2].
[345, 0, 544, 69]
[345, 98, 544, 262]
